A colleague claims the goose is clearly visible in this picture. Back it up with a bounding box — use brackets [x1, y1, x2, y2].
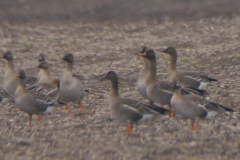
[140, 49, 208, 117]
[14, 70, 61, 126]
[59, 53, 85, 115]
[137, 46, 154, 105]
[2, 51, 19, 95]
[37, 53, 48, 82]
[26, 61, 60, 100]
[171, 81, 234, 131]
[37, 61, 52, 84]
[22, 53, 47, 86]
[1, 51, 38, 94]
[104, 71, 169, 134]
[162, 47, 218, 89]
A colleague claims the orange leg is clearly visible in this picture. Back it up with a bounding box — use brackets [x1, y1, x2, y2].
[79, 102, 83, 114]
[127, 124, 133, 134]
[37, 115, 42, 125]
[59, 107, 62, 110]
[29, 114, 32, 126]
[65, 106, 71, 116]
[196, 121, 199, 131]
[191, 121, 194, 131]
[169, 107, 172, 118]
[171, 110, 176, 117]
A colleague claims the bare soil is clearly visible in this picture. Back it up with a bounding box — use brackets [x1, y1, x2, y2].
[0, 1, 240, 160]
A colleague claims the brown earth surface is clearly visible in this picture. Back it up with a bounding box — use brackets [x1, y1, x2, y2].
[0, 1, 240, 160]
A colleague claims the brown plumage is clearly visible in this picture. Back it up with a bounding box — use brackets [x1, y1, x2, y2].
[162, 47, 218, 89]
[59, 53, 85, 115]
[105, 71, 169, 134]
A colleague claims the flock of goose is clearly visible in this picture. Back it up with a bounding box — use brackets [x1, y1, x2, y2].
[0, 46, 234, 135]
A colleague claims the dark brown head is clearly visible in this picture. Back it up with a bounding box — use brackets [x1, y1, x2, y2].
[162, 47, 177, 56]
[2, 51, 13, 61]
[140, 46, 148, 53]
[104, 71, 118, 81]
[37, 61, 49, 70]
[17, 69, 26, 80]
[62, 53, 74, 63]
[140, 49, 156, 60]
[38, 53, 46, 63]
[52, 78, 60, 88]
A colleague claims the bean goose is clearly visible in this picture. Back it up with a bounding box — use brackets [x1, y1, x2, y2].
[171, 81, 234, 131]
[1, 51, 38, 94]
[104, 71, 169, 134]
[26, 62, 60, 101]
[23, 53, 47, 86]
[2, 51, 20, 95]
[38, 53, 46, 63]
[14, 70, 61, 126]
[59, 53, 85, 115]
[137, 46, 154, 105]
[140, 49, 208, 117]
[37, 61, 52, 83]
[37, 53, 48, 82]
[162, 47, 218, 89]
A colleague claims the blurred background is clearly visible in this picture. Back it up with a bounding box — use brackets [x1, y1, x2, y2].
[1, 0, 240, 24]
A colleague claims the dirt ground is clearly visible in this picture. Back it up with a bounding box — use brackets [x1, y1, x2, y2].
[0, 1, 240, 160]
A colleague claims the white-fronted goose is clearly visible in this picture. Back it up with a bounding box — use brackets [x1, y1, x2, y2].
[59, 53, 85, 115]
[140, 49, 208, 117]
[162, 47, 218, 89]
[14, 70, 61, 126]
[137, 46, 154, 105]
[104, 71, 169, 134]
[171, 81, 234, 131]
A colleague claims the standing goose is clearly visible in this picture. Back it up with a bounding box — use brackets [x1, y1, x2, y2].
[162, 47, 218, 89]
[24, 53, 47, 86]
[37, 53, 48, 82]
[2, 51, 19, 95]
[14, 70, 61, 126]
[37, 61, 52, 84]
[140, 49, 208, 117]
[137, 46, 154, 105]
[26, 61, 60, 100]
[1, 51, 39, 94]
[104, 71, 169, 134]
[59, 53, 85, 115]
[171, 81, 234, 131]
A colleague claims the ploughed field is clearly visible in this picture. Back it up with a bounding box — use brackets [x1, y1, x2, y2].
[0, 16, 240, 159]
